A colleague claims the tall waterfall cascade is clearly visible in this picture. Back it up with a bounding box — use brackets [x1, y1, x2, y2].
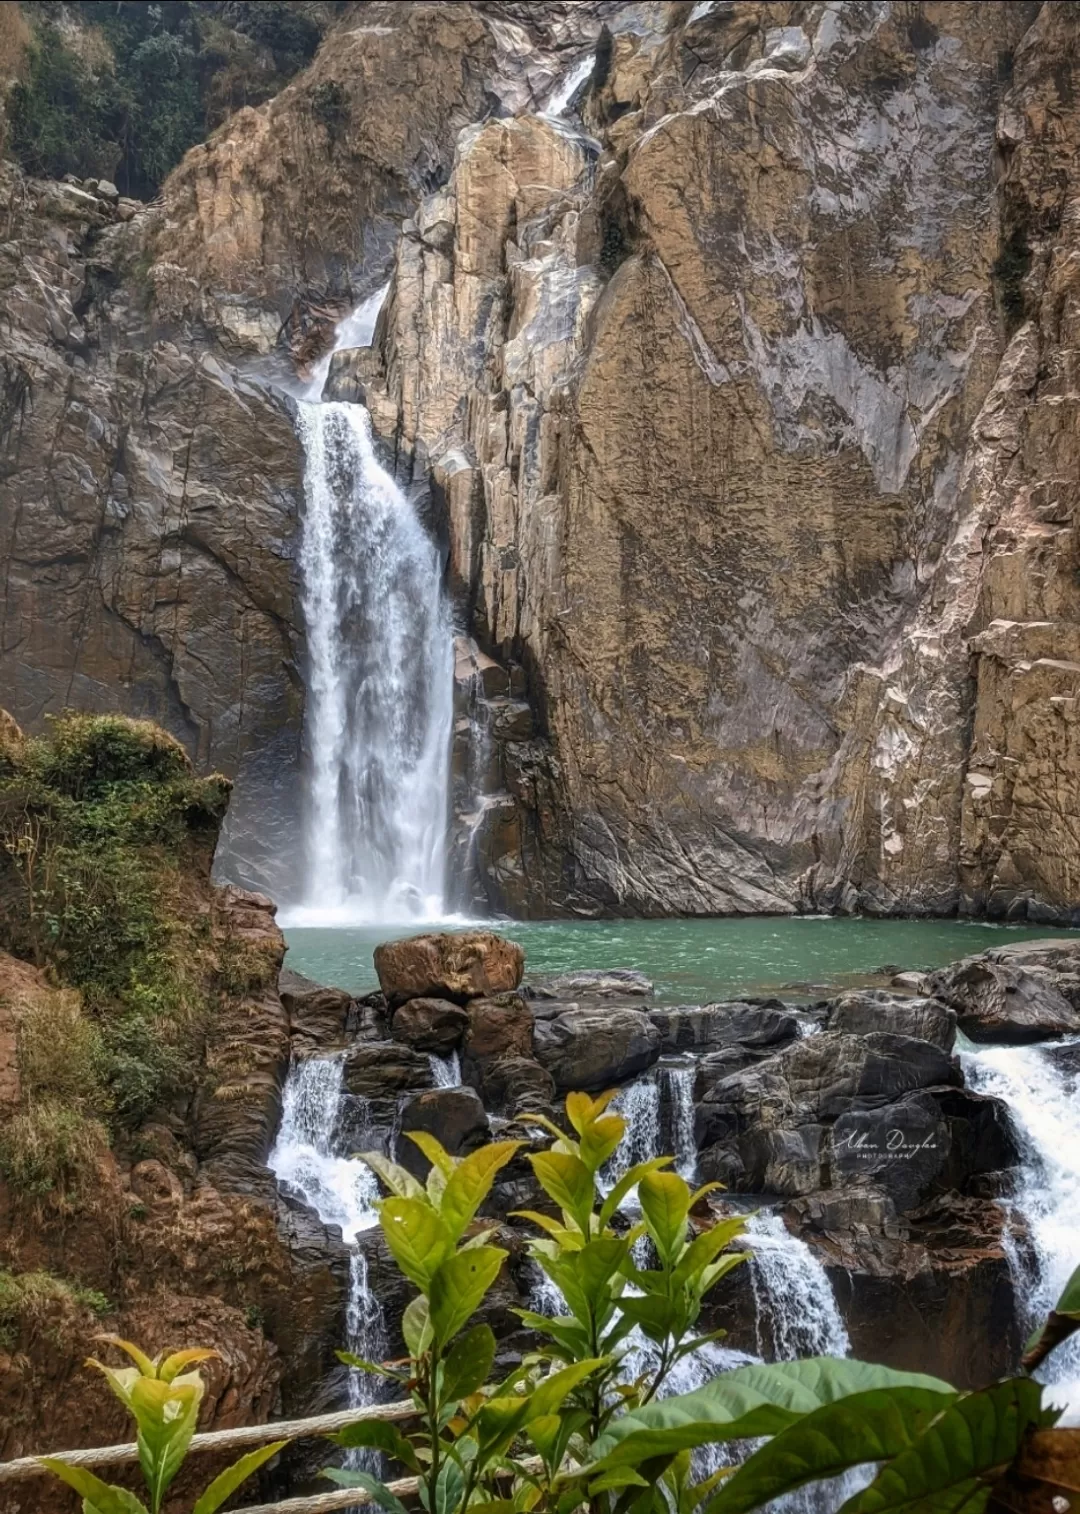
[286, 285, 455, 927]
[962, 1035, 1080, 1421]
[269, 1055, 385, 1421]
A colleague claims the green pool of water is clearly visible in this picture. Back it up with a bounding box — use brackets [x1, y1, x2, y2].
[282, 916, 1080, 1006]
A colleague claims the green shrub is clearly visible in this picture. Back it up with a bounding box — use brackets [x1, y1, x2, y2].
[0, 712, 232, 1146]
[0, 1267, 110, 1348]
[0, 1099, 107, 1204]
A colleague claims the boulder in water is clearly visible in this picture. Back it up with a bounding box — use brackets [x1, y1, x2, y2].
[532, 1006, 661, 1091]
[827, 990, 956, 1052]
[650, 1001, 800, 1054]
[526, 969, 652, 1000]
[476, 1055, 555, 1116]
[398, 1087, 490, 1181]
[374, 931, 524, 1006]
[463, 993, 534, 1073]
[342, 1041, 432, 1104]
[391, 996, 469, 1054]
[279, 966, 353, 1045]
[927, 956, 1080, 1042]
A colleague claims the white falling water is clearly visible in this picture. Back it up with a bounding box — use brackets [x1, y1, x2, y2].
[269, 1055, 385, 1420]
[429, 1051, 462, 1088]
[747, 1211, 850, 1360]
[541, 53, 594, 118]
[961, 1036, 1080, 1422]
[661, 1062, 698, 1181]
[285, 285, 455, 927]
[603, 1074, 662, 1191]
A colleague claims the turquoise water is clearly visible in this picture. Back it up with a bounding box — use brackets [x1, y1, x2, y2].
[281, 916, 1080, 1005]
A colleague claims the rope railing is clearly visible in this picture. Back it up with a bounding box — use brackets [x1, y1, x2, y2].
[0, 1397, 416, 1484]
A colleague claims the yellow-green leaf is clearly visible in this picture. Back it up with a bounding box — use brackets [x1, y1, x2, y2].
[406, 1130, 456, 1178]
[429, 1246, 506, 1345]
[529, 1150, 595, 1235]
[441, 1141, 523, 1241]
[639, 1170, 691, 1263]
[157, 1349, 219, 1384]
[357, 1151, 426, 1199]
[380, 1197, 453, 1289]
[37, 1461, 148, 1514]
[192, 1441, 290, 1514]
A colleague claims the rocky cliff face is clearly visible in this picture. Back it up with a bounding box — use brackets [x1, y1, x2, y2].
[5, 0, 1080, 920]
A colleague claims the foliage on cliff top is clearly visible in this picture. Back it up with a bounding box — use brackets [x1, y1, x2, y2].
[5, 2, 335, 198]
[0, 712, 234, 1173]
[0, 1266, 111, 1350]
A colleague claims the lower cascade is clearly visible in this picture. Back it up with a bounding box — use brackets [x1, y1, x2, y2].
[288, 289, 454, 927]
[269, 1054, 385, 1420]
[962, 1035, 1080, 1414]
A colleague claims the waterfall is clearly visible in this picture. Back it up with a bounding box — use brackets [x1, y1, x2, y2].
[961, 1037, 1080, 1420]
[287, 285, 454, 926]
[429, 1051, 462, 1088]
[661, 1062, 698, 1181]
[270, 1055, 386, 1422]
[603, 1074, 662, 1191]
[747, 1211, 850, 1360]
[541, 53, 594, 119]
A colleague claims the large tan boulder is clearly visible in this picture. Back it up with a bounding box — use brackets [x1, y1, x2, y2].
[374, 932, 524, 1007]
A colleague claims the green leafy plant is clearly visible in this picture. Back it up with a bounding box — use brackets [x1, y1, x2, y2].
[321, 1089, 754, 1513]
[38, 1336, 288, 1514]
[319, 1094, 1080, 1514]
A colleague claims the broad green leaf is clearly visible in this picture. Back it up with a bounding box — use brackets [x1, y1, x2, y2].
[529, 1151, 595, 1235]
[566, 1090, 619, 1135]
[358, 1151, 426, 1200]
[589, 1468, 651, 1495]
[435, 1450, 466, 1514]
[579, 1113, 626, 1175]
[192, 1441, 289, 1514]
[37, 1461, 148, 1514]
[441, 1141, 523, 1240]
[698, 1252, 749, 1297]
[93, 1336, 159, 1376]
[639, 1171, 691, 1263]
[840, 1377, 1052, 1514]
[478, 1359, 605, 1460]
[406, 1129, 456, 1177]
[704, 1388, 958, 1514]
[380, 1197, 453, 1289]
[671, 1217, 747, 1287]
[328, 1419, 420, 1470]
[444, 1324, 497, 1403]
[429, 1246, 506, 1345]
[130, 1376, 201, 1510]
[157, 1349, 219, 1384]
[403, 1294, 432, 1357]
[321, 1467, 411, 1514]
[599, 1158, 674, 1228]
[619, 1292, 683, 1344]
[571, 1236, 629, 1314]
[1024, 1261, 1080, 1372]
[587, 1359, 957, 1471]
[511, 1210, 580, 1246]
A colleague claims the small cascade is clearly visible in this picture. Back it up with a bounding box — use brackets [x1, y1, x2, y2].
[747, 1211, 849, 1360]
[429, 1051, 462, 1088]
[603, 1073, 662, 1190]
[541, 53, 595, 119]
[270, 1055, 385, 1422]
[962, 1037, 1080, 1418]
[660, 1061, 698, 1181]
[287, 284, 455, 927]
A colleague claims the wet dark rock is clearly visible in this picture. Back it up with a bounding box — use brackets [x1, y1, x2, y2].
[532, 1005, 662, 1091]
[525, 969, 652, 1000]
[478, 1055, 556, 1115]
[398, 1087, 490, 1180]
[341, 1042, 432, 1126]
[650, 1001, 801, 1054]
[927, 955, 1080, 1043]
[463, 993, 535, 1076]
[280, 966, 353, 1046]
[374, 931, 525, 1006]
[826, 990, 956, 1052]
[391, 997, 470, 1054]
